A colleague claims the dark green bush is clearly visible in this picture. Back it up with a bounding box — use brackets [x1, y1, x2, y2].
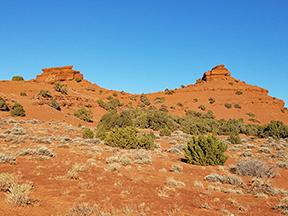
[225, 103, 232, 109]
[20, 92, 27, 97]
[97, 97, 122, 111]
[159, 127, 172, 137]
[234, 104, 242, 109]
[11, 76, 24, 81]
[104, 127, 155, 150]
[11, 103, 25, 117]
[38, 90, 52, 98]
[208, 98, 216, 104]
[184, 135, 228, 166]
[164, 89, 175, 95]
[74, 108, 93, 122]
[235, 90, 243, 95]
[228, 132, 241, 144]
[54, 83, 68, 95]
[75, 77, 82, 83]
[260, 121, 288, 139]
[0, 97, 9, 111]
[198, 105, 206, 111]
[49, 99, 61, 111]
[82, 128, 94, 139]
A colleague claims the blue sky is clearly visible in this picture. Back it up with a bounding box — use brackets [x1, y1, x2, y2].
[0, 0, 287, 105]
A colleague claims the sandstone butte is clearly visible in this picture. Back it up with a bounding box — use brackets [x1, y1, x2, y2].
[0, 64, 287, 125]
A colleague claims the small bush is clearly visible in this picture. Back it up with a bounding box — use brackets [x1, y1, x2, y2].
[159, 105, 168, 112]
[38, 90, 52, 98]
[83, 128, 94, 139]
[0, 97, 9, 111]
[54, 83, 68, 95]
[230, 159, 276, 178]
[154, 97, 165, 104]
[20, 92, 27, 97]
[208, 98, 216, 104]
[140, 95, 151, 106]
[74, 108, 93, 122]
[228, 133, 241, 144]
[184, 135, 228, 166]
[235, 90, 243, 95]
[97, 98, 122, 111]
[11, 76, 24, 81]
[104, 127, 155, 150]
[225, 103, 232, 109]
[11, 103, 25, 117]
[198, 105, 206, 111]
[164, 89, 175, 95]
[75, 77, 82, 83]
[49, 99, 61, 111]
[260, 121, 288, 139]
[204, 174, 243, 186]
[159, 127, 172, 137]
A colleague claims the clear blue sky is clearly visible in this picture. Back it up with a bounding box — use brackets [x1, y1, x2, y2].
[0, 0, 287, 105]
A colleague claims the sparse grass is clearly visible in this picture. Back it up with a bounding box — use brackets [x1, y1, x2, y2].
[65, 202, 95, 216]
[0, 153, 16, 164]
[166, 177, 185, 189]
[230, 159, 276, 178]
[6, 183, 34, 206]
[164, 89, 175, 95]
[49, 99, 61, 111]
[204, 174, 243, 186]
[0, 173, 16, 192]
[67, 163, 86, 179]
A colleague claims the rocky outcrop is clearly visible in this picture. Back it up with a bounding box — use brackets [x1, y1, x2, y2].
[202, 64, 231, 81]
[36, 66, 83, 83]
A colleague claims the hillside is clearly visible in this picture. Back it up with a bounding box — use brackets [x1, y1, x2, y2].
[0, 65, 287, 125]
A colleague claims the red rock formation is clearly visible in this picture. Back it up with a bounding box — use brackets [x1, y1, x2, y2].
[36, 66, 83, 83]
[202, 64, 231, 81]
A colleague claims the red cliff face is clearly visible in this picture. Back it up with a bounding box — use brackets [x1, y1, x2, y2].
[35, 66, 83, 83]
[202, 64, 232, 81]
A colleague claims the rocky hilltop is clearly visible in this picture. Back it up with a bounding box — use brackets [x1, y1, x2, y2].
[35, 66, 83, 83]
[0, 64, 287, 125]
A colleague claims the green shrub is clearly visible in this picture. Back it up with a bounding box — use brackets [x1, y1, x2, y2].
[38, 90, 52, 98]
[260, 121, 288, 139]
[0, 97, 9, 111]
[225, 103, 232, 109]
[217, 119, 245, 135]
[11, 103, 25, 117]
[159, 127, 172, 137]
[140, 95, 151, 106]
[159, 105, 168, 112]
[235, 90, 243, 95]
[97, 97, 122, 111]
[11, 76, 24, 81]
[75, 77, 82, 83]
[228, 133, 241, 144]
[74, 108, 93, 122]
[154, 97, 165, 104]
[54, 83, 68, 95]
[49, 99, 61, 111]
[104, 127, 155, 150]
[20, 92, 27, 97]
[184, 135, 228, 166]
[82, 128, 94, 139]
[164, 89, 175, 95]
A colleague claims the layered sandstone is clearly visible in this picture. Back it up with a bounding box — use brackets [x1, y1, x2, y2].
[202, 64, 231, 81]
[36, 66, 83, 83]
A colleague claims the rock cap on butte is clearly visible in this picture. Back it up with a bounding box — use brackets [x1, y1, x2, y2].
[36, 65, 83, 83]
[202, 64, 231, 81]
